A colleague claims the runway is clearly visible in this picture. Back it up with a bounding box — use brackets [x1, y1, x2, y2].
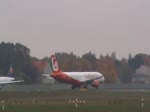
[1, 83, 150, 92]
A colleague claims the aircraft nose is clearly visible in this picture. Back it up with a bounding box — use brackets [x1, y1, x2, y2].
[103, 76, 105, 81]
[101, 76, 105, 82]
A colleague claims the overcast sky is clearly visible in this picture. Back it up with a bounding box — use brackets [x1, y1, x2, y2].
[0, 0, 150, 59]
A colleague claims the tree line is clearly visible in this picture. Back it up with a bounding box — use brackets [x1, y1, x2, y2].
[0, 42, 149, 83]
[0, 42, 39, 83]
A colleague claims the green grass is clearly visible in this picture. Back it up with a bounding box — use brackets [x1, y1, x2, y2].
[1, 103, 150, 112]
[0, 90, 150, 112]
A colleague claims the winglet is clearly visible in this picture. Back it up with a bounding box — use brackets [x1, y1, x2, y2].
[7, 64, 13, 77]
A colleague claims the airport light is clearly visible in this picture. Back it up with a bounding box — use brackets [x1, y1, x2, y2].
[68, 98, 86, 108]
[1, 100, 5, 111]
[141, 98, 144, 108]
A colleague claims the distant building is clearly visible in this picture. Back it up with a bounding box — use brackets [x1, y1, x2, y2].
[136, 65, 150, 75]
[33, 60, 55, 84]
[33, 60, 48, 74]
[132, 73, 150, 84]
[132, 65, 150, 83]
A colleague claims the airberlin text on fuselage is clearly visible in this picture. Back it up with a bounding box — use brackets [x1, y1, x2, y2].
[84, 74, 99, 80]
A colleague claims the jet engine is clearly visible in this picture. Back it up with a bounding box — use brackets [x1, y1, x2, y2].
[91, 79, 100, 88]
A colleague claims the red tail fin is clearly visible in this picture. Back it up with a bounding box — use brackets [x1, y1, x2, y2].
[51, 55, 61, 73]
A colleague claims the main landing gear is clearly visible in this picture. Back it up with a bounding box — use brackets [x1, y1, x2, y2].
[71, 85, 88, 90]
[83, 85, 88, 89]
[72, 86, 76, 90]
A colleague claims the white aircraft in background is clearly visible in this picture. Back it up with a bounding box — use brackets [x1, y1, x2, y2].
[0, 64, 24, 89]
[43, 55, 104, 89]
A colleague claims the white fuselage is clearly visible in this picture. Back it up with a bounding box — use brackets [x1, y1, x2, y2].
[64, 72, 104, 83]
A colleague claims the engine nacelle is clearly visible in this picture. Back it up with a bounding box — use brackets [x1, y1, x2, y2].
[91, 80, 100, 88]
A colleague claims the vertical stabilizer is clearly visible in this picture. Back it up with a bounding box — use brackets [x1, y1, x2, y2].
[7, 64, 13, 77]
[51, 55, 61, 73]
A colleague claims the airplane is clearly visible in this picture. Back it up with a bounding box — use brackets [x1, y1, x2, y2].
[44, 54, 104, 89]
[0, 64, 24, 89]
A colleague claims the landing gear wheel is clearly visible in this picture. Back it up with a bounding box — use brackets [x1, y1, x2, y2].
[83, 85, 88, 89]
[72, 86, 76, 90]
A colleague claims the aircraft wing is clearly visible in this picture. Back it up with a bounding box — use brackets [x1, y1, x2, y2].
[42, 74, 50, 77]
[42, 74, 55, 80]
[0, 80, 24, 85]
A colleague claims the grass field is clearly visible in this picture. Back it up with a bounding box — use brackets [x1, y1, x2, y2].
[0, 90, 150, 112]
